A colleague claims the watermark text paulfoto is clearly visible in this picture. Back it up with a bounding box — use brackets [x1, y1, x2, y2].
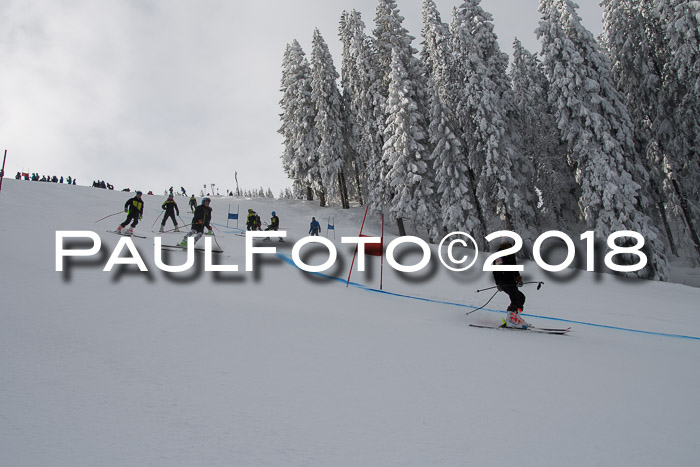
[55, 230, 648, 275]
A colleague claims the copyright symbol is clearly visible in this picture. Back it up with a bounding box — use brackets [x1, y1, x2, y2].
[438, 232, 479, 272]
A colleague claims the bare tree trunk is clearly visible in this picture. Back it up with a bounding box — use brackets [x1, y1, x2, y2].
[672, 179, 700, 258]
[504, 211, 515, 232]
[306, 186, 314, 201]
[657, 201, 678, 257]
[353, 161, 364, 206]
[396, 217, 406, 236]
[338, 171, 350, 209]
[646, 178, 677, 257]
[467, 167, 487, 248]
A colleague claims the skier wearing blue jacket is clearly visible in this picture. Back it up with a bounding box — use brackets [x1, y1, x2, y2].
[309, 217, 321, 236]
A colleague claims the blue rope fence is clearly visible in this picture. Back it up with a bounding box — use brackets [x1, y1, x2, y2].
[275, 253, 700, 341]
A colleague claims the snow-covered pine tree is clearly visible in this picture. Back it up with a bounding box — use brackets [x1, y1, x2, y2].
[421, 0, 452, 107]
[427, 77, 481, 238]
[339, 10, 385, 208]
[659, 0, 700, 176]
[601, 0, 660, 157]
[601, 0, 686, 258]
[658, 0, 700, 258]
[292, 184, 304, 200]
[421, 0, 489, 240]
[450, 0, 537, 244]
[373, 0, 419, 91]
[537, 0, 669, 279]
[383, 48, 439, 237]
[278, 40, 317, 201]
[311, 29, 348, 208]
[510, 38, 579, 229]
[339, 11, 362, 206]
[373, 0, 434, 225]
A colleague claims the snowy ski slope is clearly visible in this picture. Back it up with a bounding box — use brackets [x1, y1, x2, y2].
[1, 178, 699, 466]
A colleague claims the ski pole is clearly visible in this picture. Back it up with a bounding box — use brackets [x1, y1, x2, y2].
[151, 211, 164, 228]
[200, 226, 222, 249]
[465, 290, 499, 316]
[0, 149, 7, 193]
[476, 281, 543, 293]
[468, 282, 544, 316]
[212, 234, 223, 251]
[94, 210, 124, 223]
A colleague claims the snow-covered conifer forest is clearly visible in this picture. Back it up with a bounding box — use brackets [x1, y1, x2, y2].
[278, 0, 700, 281]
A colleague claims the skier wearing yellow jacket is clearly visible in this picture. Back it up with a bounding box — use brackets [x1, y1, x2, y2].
[117, 191, 144, 234]
[179, 197, 213, 246]
[159, 194, 180, 232]
[246, 209, 258, 231]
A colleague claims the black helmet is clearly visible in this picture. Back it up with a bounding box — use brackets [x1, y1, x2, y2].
[136, 190, 142, 195]
[202, 197, 211, 204]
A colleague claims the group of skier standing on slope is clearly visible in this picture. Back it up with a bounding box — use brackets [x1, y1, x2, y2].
[115, 192, 322, 248]
[115, 193, 529, 329]
[116, 192, 216, 247]
[245, 209, 282, 242]
[245, 209, 321, 239]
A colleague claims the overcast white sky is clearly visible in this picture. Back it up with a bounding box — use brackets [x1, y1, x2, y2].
[0, 0, 602, 196]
